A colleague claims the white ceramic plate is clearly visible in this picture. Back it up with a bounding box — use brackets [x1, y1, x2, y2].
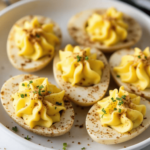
[0, 0, 150, 150]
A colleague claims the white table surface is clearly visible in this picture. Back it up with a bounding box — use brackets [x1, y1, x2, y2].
[0, 125, 149, 150]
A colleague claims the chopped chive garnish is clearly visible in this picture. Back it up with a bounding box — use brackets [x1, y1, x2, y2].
[27, 84, 30, 88]
[111, 97, 116, 102]
[20, 94, 24, 98]
[37, 86, 39, 88]
[138, 55, 141, 58]
[29, 81, 33, 84]
[116, 75, 120, 78]
[63, 143, 67, 150]
[85, 56, 89, 60]
[55, 107, 57, 109]
[24, 135, 31, 140]
[145, 56, 147, 59]
[39, 85, 44, 90]
[82, 148, 86, 150]
[118, 101, 124, 105]
[38, 85, 44, 96]
[36, 34, 40, 38]
[114, 108, 117, 111]
[56, 102, 62, 105]
[42, 90, 45, 92]
[101, 108, 107, 118]
[121, 95, 126, 100]
[77, 55, 82, 62]
[118, 109, 121, 113]
[25, 94, 27, 97]
[33, 91, 37, 94]
[22, 83, 25, 86]
[116, 97, 121, 100]
[12, 126, 18, 132]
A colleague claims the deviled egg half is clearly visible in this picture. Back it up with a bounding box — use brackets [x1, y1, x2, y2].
[7, 15, 62, 72]
[0, 74, 74, 136]
[109, 47, 150, 100]
[53, 44, 110, 106]
[68, 7, 142, 53]
[86, 86, 150, 144]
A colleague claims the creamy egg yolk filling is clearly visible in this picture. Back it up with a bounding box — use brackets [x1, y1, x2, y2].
[86, 7, 128, 46]
[97, 86, 146, 133]
[114, 47, 150, 90]
[57, 44, 104, 86]
[14, 17, 59, 61]
[12, 78, 66, 129]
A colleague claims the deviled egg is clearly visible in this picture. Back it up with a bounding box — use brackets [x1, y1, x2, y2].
[0, 74, 74, 136]
[53, 44, 110, 106]
[68, 7, 142, 52]
[86, 86, 150, 144]
[7, 15, 62, 72]
[109, 47, 150, 100]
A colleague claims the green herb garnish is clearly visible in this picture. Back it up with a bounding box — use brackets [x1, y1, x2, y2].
[29, 81, 33, 84]
[12, 126, 18, 132]
[118, 101, 124, 105]
[27, 84, 30, 88]
[24, 135, 31, 140]
[38, 85, 44, 96]
[63, 143, 67, 150]
[42, 90, 45, 92]
[116, 75, 120, 78]
[25, 94, 27, 97]
[138, 55, 141, 58]
[36, 34, 40, 38]
[145, 56, 147, 59]
[20, 94, 24, 98]
[116, 96, 125, 106]
[77, 55, 82, 62]
[116, 97, 122, 100]
[55, 107, 57, 109]
[48, 91, 51, 94]
[121, 95, 126, 100]
[56, 102, 62, 105]
[101, 108, 107, 118]
[85, 56, 89, 60]
[114, 108, 117, 111]
[22, 83, 25, 86]
[111, 97, 116, 102]
[33, 91, 37, 94]
[82, 147, 86, 150]
[118, 109, 122, 113]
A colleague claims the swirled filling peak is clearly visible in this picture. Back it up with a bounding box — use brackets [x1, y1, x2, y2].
[86, 7, 128, 46]
[114, 47, 150, 90]
[57, 44, 104, 86]
[14, 17, 60, 60]
[97, 86, 146, 133]
[12, 78, 66, 128]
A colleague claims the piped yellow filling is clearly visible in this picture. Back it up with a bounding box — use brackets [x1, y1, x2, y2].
[57, 44, 104, 86]
[12, 78, 66, 128]
[114, 47, 150, 90]
[86, 7, 128, 46]
[97, 86, 146, 133]
[14, 17, 59, 61]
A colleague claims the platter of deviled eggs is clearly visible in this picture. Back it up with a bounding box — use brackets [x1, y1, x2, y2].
[0, 0, 150, 150]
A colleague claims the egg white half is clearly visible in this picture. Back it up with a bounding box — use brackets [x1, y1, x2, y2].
[109, 48, 150, 100]
[53, 46, 110, 106]
[0, 74, 74, 137]
[7, 15, 62, 72]
[68, 9, 142, 53]
[86, 97, 150, 144]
